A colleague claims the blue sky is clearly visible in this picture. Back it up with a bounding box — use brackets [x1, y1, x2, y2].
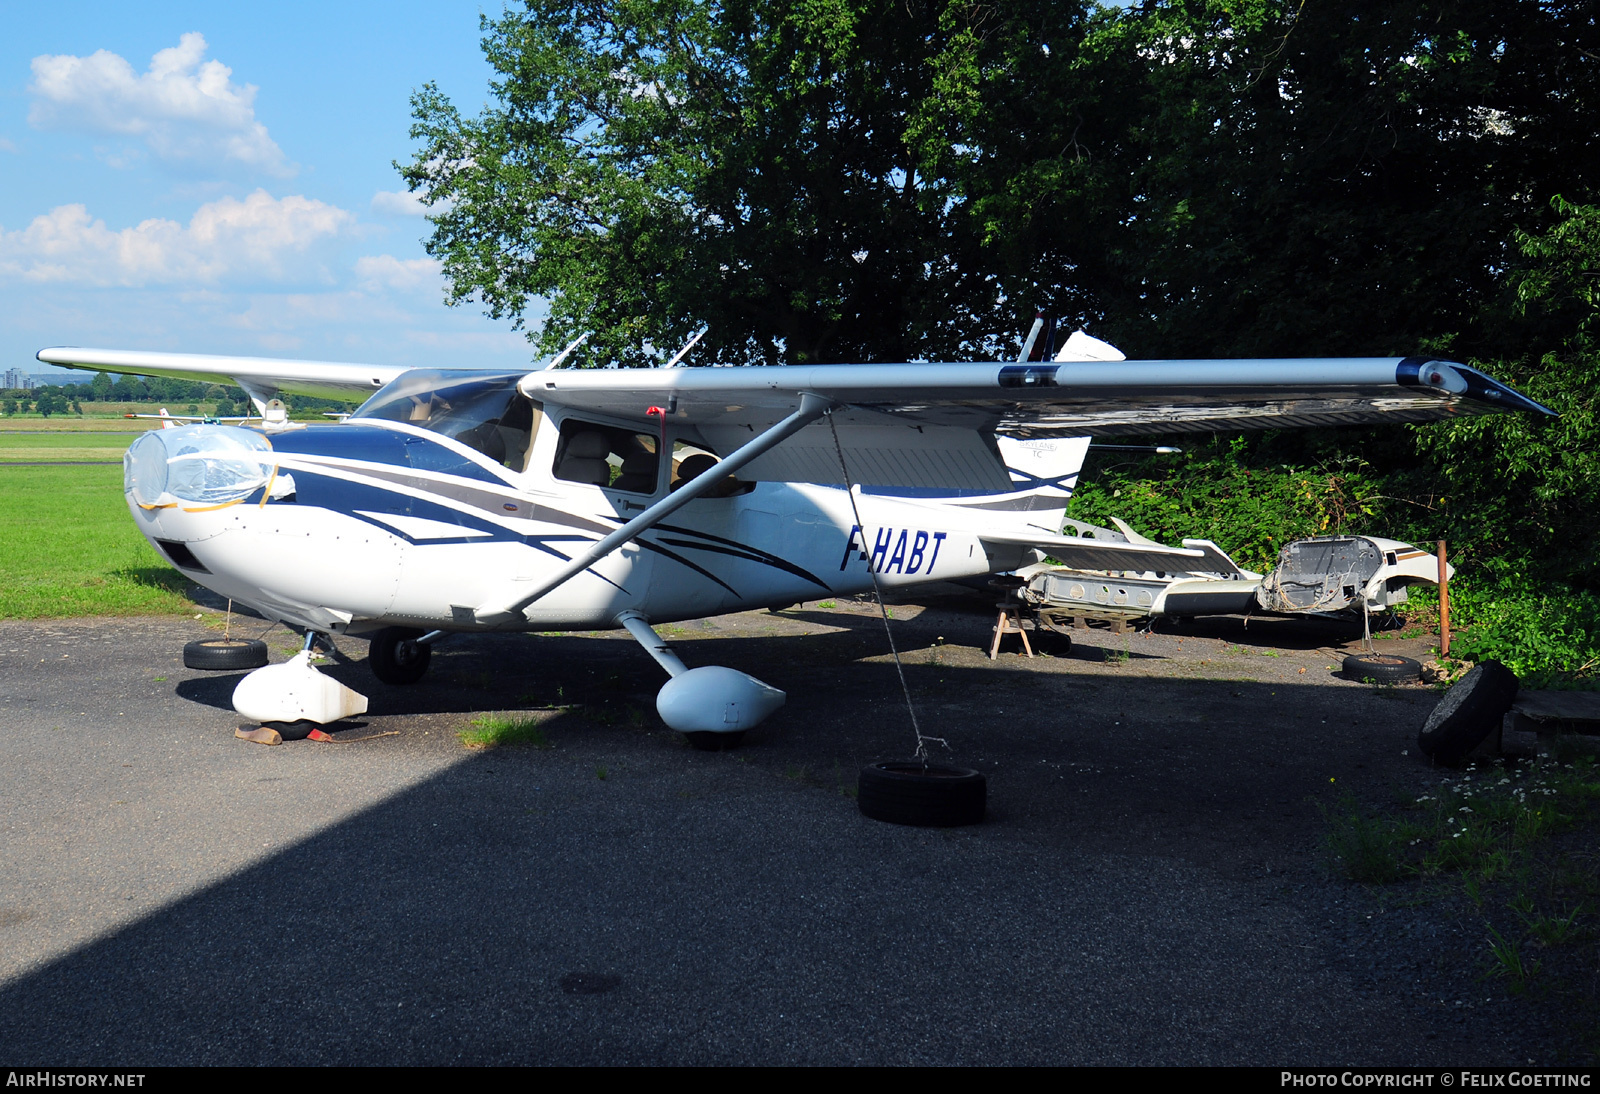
[1, 3, 542, 376]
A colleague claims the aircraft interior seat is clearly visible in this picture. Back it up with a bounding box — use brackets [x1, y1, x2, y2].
[672, 453, 718, 491]
[454, 419, 507, 463]
[556, 430, 611, 485]
[613, 450, 660, 494]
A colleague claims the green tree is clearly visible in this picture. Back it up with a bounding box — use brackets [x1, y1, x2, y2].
[1409, 198, 1600, 588]
[402, 1, 1098, 366]
[929, 0, 1600, 359]
[90, 371, 113, 401]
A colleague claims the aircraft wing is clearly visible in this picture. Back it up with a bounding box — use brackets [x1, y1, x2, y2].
[526, 356, 1551, 438]
[524, 355, 1551, 489]
[35, 348, 405, 405]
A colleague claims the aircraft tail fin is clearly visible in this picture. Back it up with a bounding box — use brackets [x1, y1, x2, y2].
[925, 434, 1088, 534]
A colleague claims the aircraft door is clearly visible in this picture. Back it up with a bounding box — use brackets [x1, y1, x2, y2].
[520, 416, 662, 623]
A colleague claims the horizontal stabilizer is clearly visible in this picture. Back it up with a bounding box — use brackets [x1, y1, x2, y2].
[978, 529, 1207, 573]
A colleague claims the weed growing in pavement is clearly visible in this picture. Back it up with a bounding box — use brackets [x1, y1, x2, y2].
[1486, 921, 1540, 993]
[458, 715, 552, 749]
[1321, 794, 1418, 884]
[1360, 758, 1600, 882]
[1323, 755, 1600, 1008]
[1522, 902, 1585, 947]
[833, 760, 857, 799]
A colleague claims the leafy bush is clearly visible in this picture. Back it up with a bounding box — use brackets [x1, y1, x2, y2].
[1070, 437, 1401, 574]
[1445, 580, 1600, 688]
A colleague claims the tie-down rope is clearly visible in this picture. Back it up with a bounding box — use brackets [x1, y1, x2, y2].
[826, 410, 947, 764]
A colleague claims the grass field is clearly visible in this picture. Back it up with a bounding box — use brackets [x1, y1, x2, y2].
[0, 432, 141, 463]
[0, 413, 161, 432]
[0, 463, 194, 618]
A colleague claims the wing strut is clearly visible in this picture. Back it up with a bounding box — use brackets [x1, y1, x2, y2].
[473, 391, 835, 625]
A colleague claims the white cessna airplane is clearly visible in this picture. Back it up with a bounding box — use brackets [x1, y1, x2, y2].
[37, 340, 1551, 744]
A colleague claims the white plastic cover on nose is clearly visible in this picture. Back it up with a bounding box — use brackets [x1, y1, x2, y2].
[125, 425, 274, 507]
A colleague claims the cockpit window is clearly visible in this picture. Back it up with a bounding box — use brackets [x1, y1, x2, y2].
[670, 439, 754, 497]
[353, 370, 541, 472]
[553, 420, 660, 494]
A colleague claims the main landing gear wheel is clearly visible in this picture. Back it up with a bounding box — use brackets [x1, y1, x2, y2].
[1418, 660, 1520, 767]
[368, 627, 432, 685]
[183, 638, 269, 671]
[683, 731, 746, 751]
[858, 762, 987, 827]
[1342, 652, 1422, 684]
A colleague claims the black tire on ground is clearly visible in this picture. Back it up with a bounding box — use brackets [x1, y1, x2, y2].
[1342, 652, 1422, 683]
[183, 638, 269, 671]
[1417, 660, 1520, 766]
[858, 762, 987, 827]
[683, 730, 745, 751]
[262, 720, 315, 742]
[368, 627, 432, 685]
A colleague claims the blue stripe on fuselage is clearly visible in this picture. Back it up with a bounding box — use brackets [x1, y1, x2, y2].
[279, 468, 520, 544]
[267, 423, 510, 485]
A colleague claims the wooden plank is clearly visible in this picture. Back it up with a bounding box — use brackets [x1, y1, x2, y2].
[1511, 691, 1600, 724]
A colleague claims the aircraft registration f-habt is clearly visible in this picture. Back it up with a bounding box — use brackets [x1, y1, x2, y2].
[36, 328, 1553, 745]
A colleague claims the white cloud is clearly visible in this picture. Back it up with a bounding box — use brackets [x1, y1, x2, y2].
[28, 33, 292, 176]
[2, 280, 536, 374]
[355, 254, 442, 292]
[371, 189, 431, 217]
[0, 137, 17, 154]
[0, 190, 352, 287]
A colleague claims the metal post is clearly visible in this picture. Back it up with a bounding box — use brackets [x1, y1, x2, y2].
[1437, 539, 1451, 657]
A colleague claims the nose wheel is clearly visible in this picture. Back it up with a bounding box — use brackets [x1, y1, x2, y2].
[368, 627, 433, 685]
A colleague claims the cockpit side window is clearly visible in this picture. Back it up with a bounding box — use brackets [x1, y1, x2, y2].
[353, 370, 541, 472]
[670, 439, 754, 497]
[552, 420, 660, 494]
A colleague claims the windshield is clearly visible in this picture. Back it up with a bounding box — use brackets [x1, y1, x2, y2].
[354, 369, 540, 471]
